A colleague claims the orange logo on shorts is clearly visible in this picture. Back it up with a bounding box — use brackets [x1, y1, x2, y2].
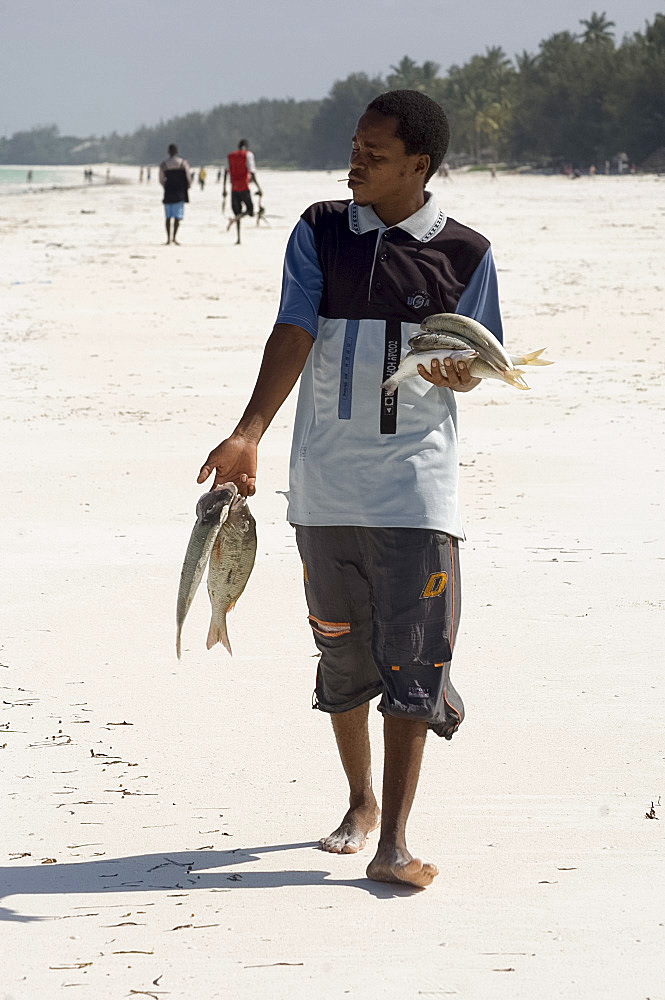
[420, 572, 448, 599]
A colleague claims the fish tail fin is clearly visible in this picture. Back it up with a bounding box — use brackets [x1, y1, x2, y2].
[503, 368, 531, 390]
[206, 614, 232, 655]
[176, 627, 182, 660]
[513, 348, 554, 367]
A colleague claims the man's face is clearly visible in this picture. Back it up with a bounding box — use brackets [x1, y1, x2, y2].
[347, 111, 428, 205]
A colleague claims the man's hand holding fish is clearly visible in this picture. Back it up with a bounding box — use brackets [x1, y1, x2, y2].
[197, 432, 258, 496]
[415, 355, 480, 391]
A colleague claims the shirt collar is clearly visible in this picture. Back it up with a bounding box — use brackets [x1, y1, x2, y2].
[348, 191, 447, 243]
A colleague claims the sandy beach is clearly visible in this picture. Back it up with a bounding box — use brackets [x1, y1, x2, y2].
[1, 167, 664, 999]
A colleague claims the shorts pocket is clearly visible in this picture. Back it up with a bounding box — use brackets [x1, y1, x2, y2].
[372, 620, 452, 668]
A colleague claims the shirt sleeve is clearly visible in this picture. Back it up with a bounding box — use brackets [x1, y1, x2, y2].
[245, 150, 256, 173]
[455, 246, 504, 344]
[275, 218, 323, 340]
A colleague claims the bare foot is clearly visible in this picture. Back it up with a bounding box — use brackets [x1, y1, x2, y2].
[319, 803, 380, 854]
[366, 847, 438, 888]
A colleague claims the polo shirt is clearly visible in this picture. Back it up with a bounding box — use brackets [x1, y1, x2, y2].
[275, 193, 503, 537]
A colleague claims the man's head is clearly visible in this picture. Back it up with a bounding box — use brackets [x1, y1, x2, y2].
[238, 139, 248, 150]
[347, 90, 449, 209]
[168, 143, 178, 156]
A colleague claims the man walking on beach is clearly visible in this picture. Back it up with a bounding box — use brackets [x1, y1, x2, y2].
[223, 139, 262, 245]
[159, 144, 192, 245]
[199, 91, 503, 888]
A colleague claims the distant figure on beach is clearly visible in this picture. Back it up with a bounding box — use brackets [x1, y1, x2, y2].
[223, 139, 262, 245]
[105, 168, 111, 184]
[216, 168, 222, 183]
[589, 164, 596, 177]
[139, 166, 144, 183]
[146, 166, 152, 182]
[198, 90, 505, 889]
[26, 170, 33, 183]
[490, 164, 497, 180]
[198, 166, 207, 190]
[438, 163, 450, 180]
[159, 143, 192, 245]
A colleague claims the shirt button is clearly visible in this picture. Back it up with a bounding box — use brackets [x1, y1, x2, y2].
[375, 280, 383, 290]
[379, 253, 388, 261]
[383, 231, 391, 240]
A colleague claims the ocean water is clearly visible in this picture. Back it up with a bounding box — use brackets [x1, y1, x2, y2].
[0, 165, 105, 190]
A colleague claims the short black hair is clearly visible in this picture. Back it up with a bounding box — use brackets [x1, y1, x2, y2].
[168, 143, 178, 156]
[365, 90, 450, 181]
[238, 139, 248, 149]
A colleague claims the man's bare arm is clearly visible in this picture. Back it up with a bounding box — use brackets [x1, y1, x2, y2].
[197, 323, 314, 494]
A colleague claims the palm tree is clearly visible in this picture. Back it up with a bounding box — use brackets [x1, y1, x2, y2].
[579, 11, 615, 44]
[387, 57, 440, 92]
[387, 56, 420, 89]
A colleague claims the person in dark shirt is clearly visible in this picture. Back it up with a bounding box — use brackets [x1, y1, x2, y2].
[159, 144, 193, 245]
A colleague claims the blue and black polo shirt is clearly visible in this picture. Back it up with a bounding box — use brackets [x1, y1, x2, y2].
[275, 193, 504, 537]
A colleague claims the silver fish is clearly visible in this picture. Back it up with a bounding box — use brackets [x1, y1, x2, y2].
[408, 331, 477, 353]
[205, 494, 257, 656]
[176, 483, 238, 659]
[417, 313, 515, 373]
[382, 347, 552, 392]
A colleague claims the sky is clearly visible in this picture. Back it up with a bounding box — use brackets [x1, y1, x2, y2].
[2, 0, 663, 138]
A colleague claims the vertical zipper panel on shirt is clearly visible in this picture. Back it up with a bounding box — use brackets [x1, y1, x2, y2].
[380, 320, 401, 434]
[367, 227, 386, 302]
[338, 319, 360, 420]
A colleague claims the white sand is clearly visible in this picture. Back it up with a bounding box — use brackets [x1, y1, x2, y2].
[1, 167, 664, 999]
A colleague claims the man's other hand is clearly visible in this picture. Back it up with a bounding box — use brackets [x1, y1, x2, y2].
[197, 434, 258, 496]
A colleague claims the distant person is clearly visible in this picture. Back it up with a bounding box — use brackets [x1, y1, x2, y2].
[26, 170, 33, 183]
[216, 168, 222, 183]
[589, 164, 596, 178]
[438, 163, 450, 180]
[105, 168, 111, 184]
[159, 143, 193, 245]
[223, 139, 262, 245]
[490, 164, 497, 180]
[139, 166, 145, 183]
[146, 166, 152, 182]
[199, 166, 207, 190]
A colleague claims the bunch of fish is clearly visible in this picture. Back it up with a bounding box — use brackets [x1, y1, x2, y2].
[176, 483, 257, 658]
[381, 313, 553, 393]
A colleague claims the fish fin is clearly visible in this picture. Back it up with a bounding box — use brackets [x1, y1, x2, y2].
[206, 615, 232, 656]
[227, 600, 236, 613]
[513, 348, 554, 367]
[503, 368, 531, 390]
[176, 630, 182, 660]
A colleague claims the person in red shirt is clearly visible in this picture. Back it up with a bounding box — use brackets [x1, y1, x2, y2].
[223, 139, 262, 244]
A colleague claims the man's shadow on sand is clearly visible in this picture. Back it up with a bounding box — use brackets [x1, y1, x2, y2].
[2, 841, 420, 920]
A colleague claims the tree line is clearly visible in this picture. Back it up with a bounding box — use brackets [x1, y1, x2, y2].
[2, 12, 663, 170]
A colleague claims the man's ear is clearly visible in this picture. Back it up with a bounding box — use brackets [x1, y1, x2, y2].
[414, 153, 430, 180]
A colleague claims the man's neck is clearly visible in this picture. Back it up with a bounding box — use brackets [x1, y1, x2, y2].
[371, 189, 426, 229]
